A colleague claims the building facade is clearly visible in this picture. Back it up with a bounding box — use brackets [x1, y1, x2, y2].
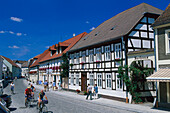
[38, 32, 87, 88]
[68, 3, 163, 102]
[147, 4, 170, 108]
[0, 56, 21, 79]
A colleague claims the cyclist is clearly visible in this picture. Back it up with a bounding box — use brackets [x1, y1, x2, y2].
[38, 90, 48, 108]
[25, 86, 33, 106]
[30, 84, 36, 99]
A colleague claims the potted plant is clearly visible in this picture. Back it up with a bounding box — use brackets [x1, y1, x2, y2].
[84, 91, 87, 95]
[76, 89, 80, 93]
[69, 63, 74, 67]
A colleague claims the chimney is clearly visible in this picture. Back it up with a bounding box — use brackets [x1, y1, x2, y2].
[73, 33, 76, 37]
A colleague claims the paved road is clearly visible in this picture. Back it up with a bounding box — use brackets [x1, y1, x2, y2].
[3, 79, 137, 113]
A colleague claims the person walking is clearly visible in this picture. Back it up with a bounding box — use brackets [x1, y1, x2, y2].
[52, 81, 56, 91]
[94, 84, 98, 99]
[10, 82, 15, 94]
[44, 80, 48, 92]
[86, 84, 92, 100]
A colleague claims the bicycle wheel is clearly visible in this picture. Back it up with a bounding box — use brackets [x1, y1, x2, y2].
[42, 105, 48, 113]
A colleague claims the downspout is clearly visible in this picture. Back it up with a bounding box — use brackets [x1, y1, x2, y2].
[121, 36, 128, 103]
[154, 29, 158, 108]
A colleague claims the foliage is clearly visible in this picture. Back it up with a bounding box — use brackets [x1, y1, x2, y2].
[60, 53, 69, 78]
[84, 91, 87, 95]
[118, 61, 154, 103]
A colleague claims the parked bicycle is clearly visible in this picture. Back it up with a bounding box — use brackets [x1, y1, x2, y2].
[37, 100, 48, 113]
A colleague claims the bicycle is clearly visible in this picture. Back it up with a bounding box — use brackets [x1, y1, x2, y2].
[37, 100, 48, 113]
[25, 95, 32, 108]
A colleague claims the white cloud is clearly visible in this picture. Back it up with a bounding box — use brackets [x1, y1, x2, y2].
[16, 33, 22, 36]
[45, 46, 50, 48]
[90, 27, 95, 31]
[0, 31, 5, 33]
[24, 34, 27, 36]
[9, 31, 14, 34]
[10, 17, 23, 22]
[12, 46, 30, 58]
[8, 45, 19, 49]
[86, 21, 90, 24]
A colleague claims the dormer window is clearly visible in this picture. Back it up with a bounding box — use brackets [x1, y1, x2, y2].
[56, 48, 58, 55]
[51, 50, 56, 56]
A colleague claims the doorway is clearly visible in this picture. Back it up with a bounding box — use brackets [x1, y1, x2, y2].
[81, 72, 87, 91]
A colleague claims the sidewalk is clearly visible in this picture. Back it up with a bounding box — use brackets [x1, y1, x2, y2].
[24, 80, 169, 113]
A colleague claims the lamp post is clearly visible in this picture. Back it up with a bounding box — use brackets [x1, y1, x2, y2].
[47, 63, 49, 83]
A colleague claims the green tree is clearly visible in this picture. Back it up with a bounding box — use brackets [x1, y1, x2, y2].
[60, 53, 69, 77]
[118, 61, 153, 103]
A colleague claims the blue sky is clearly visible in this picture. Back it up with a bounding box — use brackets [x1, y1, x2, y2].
[0, 0, 169, 60]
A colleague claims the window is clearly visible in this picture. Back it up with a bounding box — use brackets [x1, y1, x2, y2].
[89, 50, 94, 62]
[116, 73, 123, 90]
[89, 73, 94, 86]
[165, 30, 170, 54]
[105, 46, 111, 61]
[82, 51, 86, 62]
[71, 74, 74, 85]
[70, 54, 74, 64]
[97, 73, 102, 87]
[76, 53, 79, 64]
[96, 48, 102, 61]
[115, 43, 121, 59]
[76, 74, 79, 85]
[106, 73, 111, 88]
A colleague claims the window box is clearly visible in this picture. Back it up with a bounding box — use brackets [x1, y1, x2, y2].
[69, 63, 74, 67]
[96, 61, 101, 63]
[80, 62, 84, 65]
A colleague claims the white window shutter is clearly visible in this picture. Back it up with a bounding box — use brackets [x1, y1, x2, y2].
[94, 48, 96, 54]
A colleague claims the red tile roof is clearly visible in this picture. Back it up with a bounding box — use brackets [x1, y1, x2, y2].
[39, 32, 87, 63]
[1, 56, 20, 68]
[29, 49, 49, 68]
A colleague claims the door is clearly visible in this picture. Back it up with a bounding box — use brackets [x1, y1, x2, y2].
[53, 75, 56, 82]
[160, 82, 167, 103]
[81, 73, 87, 91]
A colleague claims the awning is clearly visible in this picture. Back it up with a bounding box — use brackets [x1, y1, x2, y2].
[147, 69, 170, 82]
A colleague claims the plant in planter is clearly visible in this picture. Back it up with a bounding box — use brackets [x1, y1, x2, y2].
[70, 63, 74, 67]
[76, 89, 80, 93]
[84, 91, 87, 95]
[80, 62, 84, 65]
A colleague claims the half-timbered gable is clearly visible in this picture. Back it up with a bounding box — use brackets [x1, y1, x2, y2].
[68, 3, 163, 101]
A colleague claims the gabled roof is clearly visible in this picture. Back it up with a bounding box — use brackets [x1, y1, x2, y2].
[39, 32, 87, 63]
[70, 3, 163, 52]
[152, 4, 170, 27]
[49, 45, 56, 51]
[29, 49, 49, 68]
[21, 61, 28, 68]
[1, 56, 20, 68]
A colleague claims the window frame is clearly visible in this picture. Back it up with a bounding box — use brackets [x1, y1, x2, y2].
[76, 74, 79, 85]
[105, 45, 111, 61]
[115, 43, 121, 59]
[116, 73, 123, 90]
[165, 30, 170, 54]
[71, 74, 74, 85]
[106, 73, 112, 89]
[89, 73, 94, 86]
[96, 47, 102, 61]
[97, 73, 102, 88]
[89, 49, 94, 63]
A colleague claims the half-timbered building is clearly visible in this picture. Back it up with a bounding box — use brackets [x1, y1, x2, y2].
[68, 3, 163, 102]
[38, 32, 87, 88]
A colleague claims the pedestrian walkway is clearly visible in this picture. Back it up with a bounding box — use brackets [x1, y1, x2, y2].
[24, 80, 169, 113]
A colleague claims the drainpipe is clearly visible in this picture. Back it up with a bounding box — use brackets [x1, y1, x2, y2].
[121, 37, 128, 103]
[154, 29, 158, 108]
